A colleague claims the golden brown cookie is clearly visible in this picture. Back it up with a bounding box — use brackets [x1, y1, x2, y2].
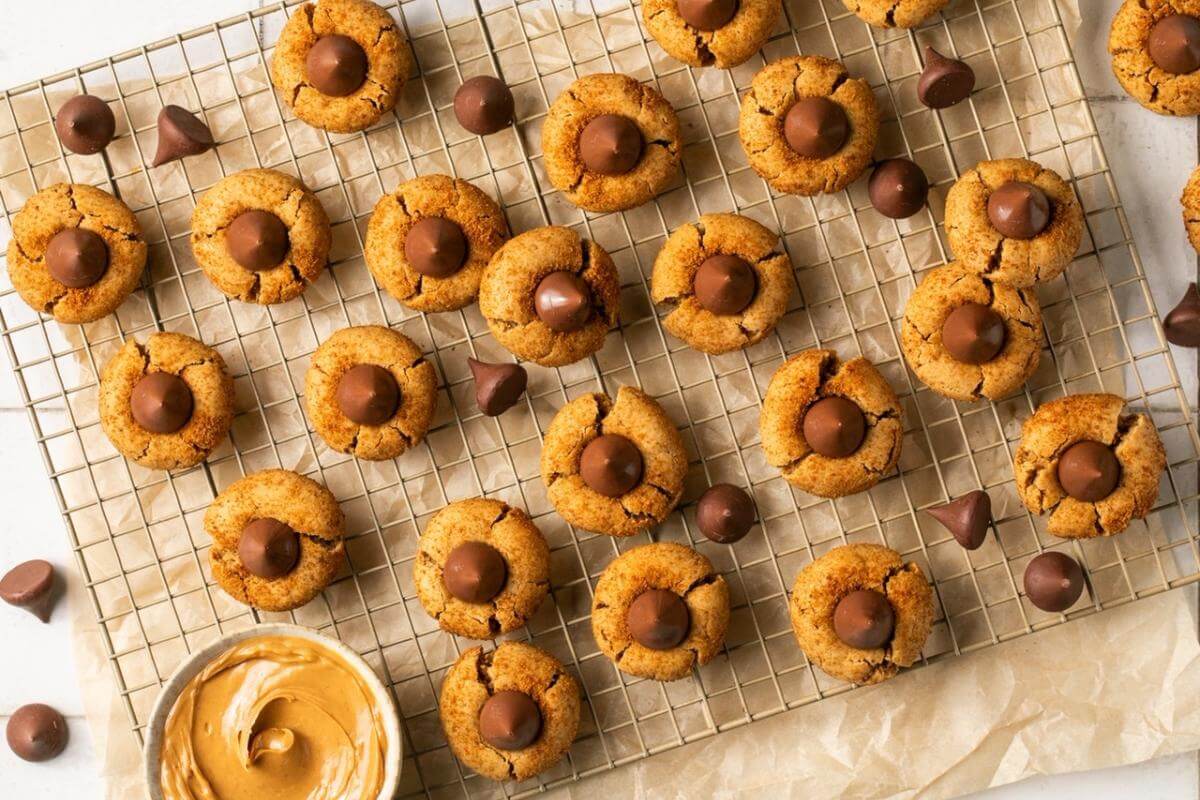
[478, 226, 619, 367]
[439, 642, 580, 782]
[1013, 393, 1165, 538]
[650, 212, 792, 354]
[1181, 162, 1200, 252]
[269, 0, 412, 133]
[760, 349, 903, 498]
[190, 168, 331, 305]
[98, 332, 234, 471]
[842, 0, 948, 27]
[900, 263, 1042, 401]
[412, 498, 550, 639]
[1109, 0, 1200, 116]
[304, 325, 437, 461]
[789, 543, 934, 685]
[591, 542, 729, 682]
[642, 0, 782, 69]
[541, 73, 681, 212]
[943, 158, 1083, 288]
[738, 56, 879, 196]
[364, 174, 508, 313]
[6, 183, 147, 324]
[206, 469, 345, 612]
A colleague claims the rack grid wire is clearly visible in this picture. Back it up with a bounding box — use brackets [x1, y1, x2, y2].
[0, 0, 1197, 797]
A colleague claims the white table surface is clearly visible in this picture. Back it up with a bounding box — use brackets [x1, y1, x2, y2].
[0, 1, 1196, 798]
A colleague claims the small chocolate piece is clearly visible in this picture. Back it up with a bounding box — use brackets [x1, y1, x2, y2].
[54, 94, 115, 155]
[454, 75, 515, 135]
[802, 396, 866, 458]
[7, 704, 68, 762]
[783, 96, 849, 160]
[305, 34, 368, 97]
[696, 483, 755, 544]
[693, 254, 757, 316]
[0, 560, 58, 623]
[152, 105, 214, 167]
[1148, 14, 1200, 75]
[832, 589, 894, 650]
[404, 216, 468, 278]
[1023, 551, 1084, 612]
[478, 690, 541, 751]
[130, 372, 193, 434]
[626, 588, 690, 650]
[238, 518, 300, 579]
[442, 541, 508, 603]
[579, 114, 644, 175]
[917, 47, 976, 109]
[534, 271, 592, 333]
[467, 358, 528, 416]
[868, 158, 928, 219]
[676, 0, 738, 30]
[1164, 282, 1200, 347]
[336, 364, 400, 426]
[579, 433, 643, 497]
[927, 490, 991, 550]
[1056, 440, 1120, 503]
[45, 227, 108, 288]
[941, 302, 1006, 365]
[986, 181, 1051, 240]
[226, 210, 290, 272]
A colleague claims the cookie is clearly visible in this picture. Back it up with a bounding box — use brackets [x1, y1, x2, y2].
[1181, 163, 1200, 253]
[760, 349, 902, 498]
[413, 498, 550, 639]
[591, 542, 729, 682]
[190, 168, 331, 305]
[641, 0, 782, 69]
[206, 469, 345, 612]
[304, 325, 437, 461]
[98, 332, 234, 471]
[541, 72, 681, 212]
[364, 174, 509, 313]
[6, 183, 147, 324]
[789, 543, 934, 685]
[943, 158, 1083, 288]
[738, 55, 879, 196]
[1109, 0, 1200, 116]
[900, 262, 1042, 401]
[1013, 393, 1165, 538]
[842, 0, 948, 27]
[270, 0, 412, 133]
[439, 642, 580, 782]
[479, 226, 620, 367]
[650, 212, 792, 354]
[541, 386, 687, 537]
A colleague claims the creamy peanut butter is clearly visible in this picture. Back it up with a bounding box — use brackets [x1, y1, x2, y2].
[159, 635, 388, 800]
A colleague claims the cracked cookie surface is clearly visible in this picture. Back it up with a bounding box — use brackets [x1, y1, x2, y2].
[1109, 0, 1200, 116]
[99, 332, 234, 470]
[1180, 162, 1200, 252]
[789, 543, 933, 685]
[439, 642, 580, 782]
[206, 468, 345, 611]
[642, 0, 781, 69]
[1013, 393, 1165, 538]
[6, 183, 147, 324]
[842, 0, 948, 28]
[190, 168, 331, 304]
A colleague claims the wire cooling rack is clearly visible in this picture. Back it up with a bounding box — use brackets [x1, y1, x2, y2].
[0, 0, 1198, 796]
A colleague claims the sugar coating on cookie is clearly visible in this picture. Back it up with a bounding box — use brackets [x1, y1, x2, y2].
[841, 0, 948, 28]
[641, 0, 782, 68]
[1109, 0, 1200, 116]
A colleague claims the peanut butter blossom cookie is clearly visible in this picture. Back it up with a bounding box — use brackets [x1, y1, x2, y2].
[650, 212, 792, 354]
[842, 0, 948, 27]
[364, 174, 508, 312]
[6, 183, 146, 324]
[789, 543, 933, 685]
[206, 469, 345, 612]
[591, 542, 730, 682]
[944, 158, 1083, 287]
[542, 72, 682, 212]
[479, 225, 619, 366]
[99, 332, 234, 471]
[641, 0, 782, 69]
[739, 55, 879, 196]
[439, 642, 581, 782]
[413, 498, 550, 639]
[270, 0, 412, 133]
[1109, 0, 1200, 116]
[1180, 163, 1200, 254]
[1013, 393, 1165, 539]
[900, 262, 1042, 401]
[304, 325, 437, 461]
[541, 386, 688, 537]
[190, 168, 331, 304]
[760, 349, 902, 498]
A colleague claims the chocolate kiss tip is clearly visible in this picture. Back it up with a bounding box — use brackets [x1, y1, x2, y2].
[1164, 282, 1200, 348]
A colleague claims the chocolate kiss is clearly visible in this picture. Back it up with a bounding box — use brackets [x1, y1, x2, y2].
[1164, 282, 1200, 347]
[151, 105, 214, 167]
[927, 490, 991, 550]
[467, 358, 528, 416]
